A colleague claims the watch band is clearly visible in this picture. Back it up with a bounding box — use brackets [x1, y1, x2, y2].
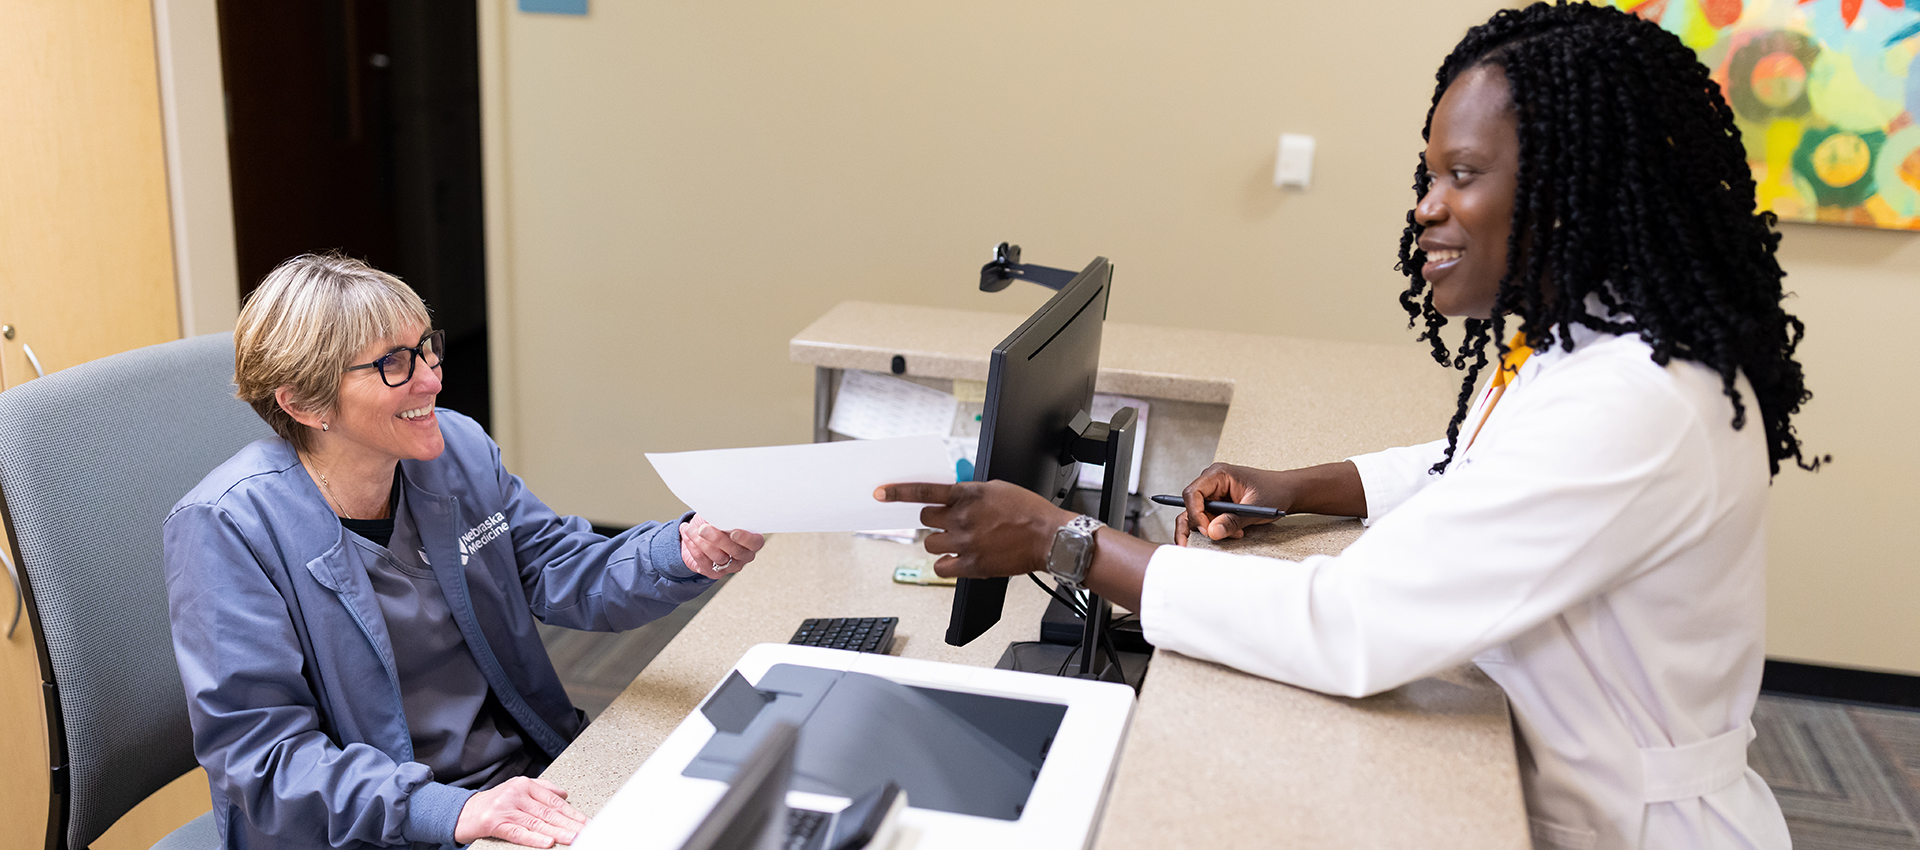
[1064, 514, 1105, 537]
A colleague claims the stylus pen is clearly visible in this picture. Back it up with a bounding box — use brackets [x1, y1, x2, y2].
[1149, 494, 1285, 519]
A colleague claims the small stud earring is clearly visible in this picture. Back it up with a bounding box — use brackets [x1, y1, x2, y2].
[321, 421, 329, 432]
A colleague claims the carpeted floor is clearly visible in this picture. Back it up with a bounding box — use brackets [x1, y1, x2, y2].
[538, 615, 1920, 847]
[534, 580, 722, 718]
[1752, 694, 1920, 848]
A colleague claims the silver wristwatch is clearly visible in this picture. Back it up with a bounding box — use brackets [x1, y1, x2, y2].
[1046, 515, 1105, 590]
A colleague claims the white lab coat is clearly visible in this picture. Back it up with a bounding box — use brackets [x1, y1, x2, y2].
[1139, 323, 1792, 849]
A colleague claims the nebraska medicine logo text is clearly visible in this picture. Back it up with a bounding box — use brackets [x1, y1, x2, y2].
[459, 512, 508, 564]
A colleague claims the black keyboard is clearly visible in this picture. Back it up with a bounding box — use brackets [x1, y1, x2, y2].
[783, 808, 830, 850]
[789, 617, 897, 654]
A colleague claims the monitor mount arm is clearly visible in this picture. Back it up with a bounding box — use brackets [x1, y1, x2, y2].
[980, 242, 1080, 292]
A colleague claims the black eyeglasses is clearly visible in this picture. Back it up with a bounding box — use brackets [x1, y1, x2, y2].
[345, 329, 445, 387]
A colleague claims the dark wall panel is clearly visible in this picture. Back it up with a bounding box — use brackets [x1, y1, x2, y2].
[219, 0, 490, 431]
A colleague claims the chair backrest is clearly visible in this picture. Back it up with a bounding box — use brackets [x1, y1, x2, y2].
[0, 333, 272, 850]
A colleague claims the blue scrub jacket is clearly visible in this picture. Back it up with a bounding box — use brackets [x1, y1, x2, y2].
[164, 410, 711, 849]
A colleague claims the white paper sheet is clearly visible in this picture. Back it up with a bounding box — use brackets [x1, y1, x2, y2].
[645, 435, 957, 533]
[828, 370, 959, 440]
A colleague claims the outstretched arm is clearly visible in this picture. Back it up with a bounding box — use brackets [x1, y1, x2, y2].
[875, 460, 1365, 612]
[874, 480, 1158, 611]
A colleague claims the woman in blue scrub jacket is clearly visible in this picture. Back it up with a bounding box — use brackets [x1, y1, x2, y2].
[165, 253, 764, 849]
[879, 4, 1823, 848]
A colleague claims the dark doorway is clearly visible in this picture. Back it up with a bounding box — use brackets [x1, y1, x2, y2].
[219, 0, 492, 432]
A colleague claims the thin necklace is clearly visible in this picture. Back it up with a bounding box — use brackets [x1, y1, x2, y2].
[302, 452, 356, 520]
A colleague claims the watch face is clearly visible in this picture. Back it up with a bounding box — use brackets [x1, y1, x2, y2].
[1049, 521, 1095, 585]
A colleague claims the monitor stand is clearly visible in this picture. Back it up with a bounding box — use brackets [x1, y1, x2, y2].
[995, 641, 1150, 687]
[995, 406, 1145, 688]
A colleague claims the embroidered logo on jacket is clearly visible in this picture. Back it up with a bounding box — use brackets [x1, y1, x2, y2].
[458, 512, 508, 565]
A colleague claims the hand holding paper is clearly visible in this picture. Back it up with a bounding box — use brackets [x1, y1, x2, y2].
[646, 436, 958, 534]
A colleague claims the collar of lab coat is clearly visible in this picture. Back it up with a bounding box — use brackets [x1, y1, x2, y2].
[1512, 292, 1636, 383]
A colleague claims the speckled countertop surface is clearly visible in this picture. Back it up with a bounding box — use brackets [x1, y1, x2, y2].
[1095, 515, 1526, 850]
[482, 302, 1528, 850]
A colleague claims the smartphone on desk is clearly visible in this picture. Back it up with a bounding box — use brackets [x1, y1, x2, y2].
[893, 559, 956, 586]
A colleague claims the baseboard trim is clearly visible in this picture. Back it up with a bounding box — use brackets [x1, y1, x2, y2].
[1762, 659, 1920, 709]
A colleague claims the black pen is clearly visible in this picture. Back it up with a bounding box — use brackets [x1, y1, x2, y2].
[1149, 494, 1285, 519]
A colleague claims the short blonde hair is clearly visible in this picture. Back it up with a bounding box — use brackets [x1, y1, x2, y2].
[234, 254, 432, 451]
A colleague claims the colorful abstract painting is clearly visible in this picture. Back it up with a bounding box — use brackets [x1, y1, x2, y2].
[1612, 0, 1920, 229]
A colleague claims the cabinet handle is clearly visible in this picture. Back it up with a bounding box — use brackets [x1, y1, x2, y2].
[21, 343, 44, 378]
[1, 550, 20, 639]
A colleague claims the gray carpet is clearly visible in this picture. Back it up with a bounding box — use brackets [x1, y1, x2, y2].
[1753, 694, 1920, 849]
[535, 580, 722, 718]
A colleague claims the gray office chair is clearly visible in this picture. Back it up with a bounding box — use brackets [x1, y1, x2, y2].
[0, 332, 271, 850]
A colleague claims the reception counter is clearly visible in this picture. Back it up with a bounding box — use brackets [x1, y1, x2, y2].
[479, 302, 1530, 849]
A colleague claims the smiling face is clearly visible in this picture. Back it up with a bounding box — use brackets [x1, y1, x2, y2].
[325, 325, 446, 467]
[1416, 64, 1520, 320]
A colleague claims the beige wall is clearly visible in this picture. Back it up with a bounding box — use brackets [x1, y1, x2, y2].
[1762, 231, 1920, 673]
[478, 1, 1919, 674]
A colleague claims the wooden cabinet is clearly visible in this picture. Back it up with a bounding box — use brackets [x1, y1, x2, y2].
[0, 0, 182, 390]
[1, 2, 208, 847]
[0, 585, 51, 845]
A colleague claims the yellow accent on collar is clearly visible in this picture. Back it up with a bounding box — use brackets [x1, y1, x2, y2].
[1490, 331, 1532, 390]
[1462, 332, 1533, 455]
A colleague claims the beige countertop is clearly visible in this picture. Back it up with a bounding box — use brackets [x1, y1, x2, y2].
[487, 301, 1528, 849]
[1098, 513, 1524, 849]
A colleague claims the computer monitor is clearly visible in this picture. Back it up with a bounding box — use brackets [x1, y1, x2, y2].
[945, 257, 1111, 648]
[677, 721, 800, 850]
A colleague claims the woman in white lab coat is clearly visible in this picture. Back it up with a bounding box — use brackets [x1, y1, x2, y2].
[877, 4, 1823, 848]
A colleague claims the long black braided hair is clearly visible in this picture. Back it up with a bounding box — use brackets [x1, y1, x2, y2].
[1396, 1, 1823, 476]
